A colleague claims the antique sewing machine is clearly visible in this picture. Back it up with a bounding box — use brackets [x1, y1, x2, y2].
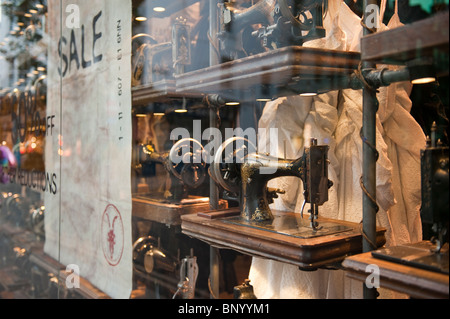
[0, 193, 30, 229]
[131, 33, 172, 87]
[174, 0, 360, 105]
[208, 136, 351, 236]
[132, 17, 191, 87]
[371, 123, 449, 275]
[26, 205, 45, 242]
[182, 136, 384, 270]
[132, 235, 201, 299]
[132, 236, 178, 279]
[131, 138, 225, 298]
[420, 122, 449, 254]
[217, 0, 327, 61]
[135, 138, 207, 202]
[132, 137, 228, 225]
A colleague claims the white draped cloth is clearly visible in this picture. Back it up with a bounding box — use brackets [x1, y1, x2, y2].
[248, 1, 425, 299]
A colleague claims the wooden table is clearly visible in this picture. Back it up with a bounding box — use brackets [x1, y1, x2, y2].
[342, 242, 449, 299]
[182, 209, 386, 270]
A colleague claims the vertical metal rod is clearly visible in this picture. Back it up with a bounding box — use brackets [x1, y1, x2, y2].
[209, 0, 219, 66]
[362, 0, 379, 300]
[209, 0, 220, 300]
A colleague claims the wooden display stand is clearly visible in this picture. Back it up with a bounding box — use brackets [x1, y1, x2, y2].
[132, 47, 361, 105]
[30, 248, 111, 300]
[0, 223, 110, 299]
[181, 209, 386, 270]
[342, 242, 449, 299]
[361, 11, 449, 74]
[176, 46, 361, 99]
[132, 79, 203, 106]
[132, 195, 228, 226]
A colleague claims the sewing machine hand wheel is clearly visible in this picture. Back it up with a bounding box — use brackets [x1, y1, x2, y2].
[132, 33, 158, 52]
[278, 0, 326, 31]
[168, 138, 207, 188]
[210, 137, 257, 193]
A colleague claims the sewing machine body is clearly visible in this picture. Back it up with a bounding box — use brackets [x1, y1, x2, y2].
[218, 0, 327, 61]
[420, 128, 449, 253]
[210, 137, 333, 227]
[135, 138, 207, 202]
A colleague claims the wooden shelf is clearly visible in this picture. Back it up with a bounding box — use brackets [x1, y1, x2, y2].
[0, 223, 111, 299]
[130, 46, 361, 105]
[361, 11, 449, 73]
[181, 209, 386, 270]
[342, 242, 449, 299]
[132, 79, 204, 106]
[30, 248, 111, 299]
[132, 195, 228, 226]
[176, 46, 361, 98]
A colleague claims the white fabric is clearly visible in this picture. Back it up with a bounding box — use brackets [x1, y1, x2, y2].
[377, 1, 425, 245]
[249, 1, 424, 299]
[45, 0, 133, 299]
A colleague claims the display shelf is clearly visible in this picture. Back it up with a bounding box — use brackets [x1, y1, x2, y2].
[0, 223, 44, 256]
[181, 209, 386, 271]
[132, 80, 204, 106]
[132, 268, 211, 299]
[131, 46, 361, 106]
[0, 223, 111, 299]
[58, 268, 111, 299]
[342, 242, 449, 299]
[132, 195, 228, 226]
[29, 246, 64, 276]
[175, 46, 361, 100]
[29, 248, 111, 299]
[0, 267, 29, 295]
[361, 11, 449, 74]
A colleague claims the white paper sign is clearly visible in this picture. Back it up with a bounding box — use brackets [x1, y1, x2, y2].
[45, 0, 132, 299]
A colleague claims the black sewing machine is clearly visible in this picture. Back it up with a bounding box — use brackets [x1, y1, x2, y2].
[371, 123, 449, 274]
[217, 0, 327, 61]
[420, 122, 449, 254]
[131, 139, 219, 298]
[132, 17, 191, 87]
[133, 137, 227, 225]
[209, 136, 351, 238]
[132, 235, 203, 299]
[135, 138, 208, 202]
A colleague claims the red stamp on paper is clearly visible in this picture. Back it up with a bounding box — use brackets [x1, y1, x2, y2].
[101, 204, 124, 267]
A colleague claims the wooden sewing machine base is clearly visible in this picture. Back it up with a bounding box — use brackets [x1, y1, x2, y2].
[181, 209, 386, 270]
[132, 194, 228, 226]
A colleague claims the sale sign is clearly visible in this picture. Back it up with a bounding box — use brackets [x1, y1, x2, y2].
[45, 0, 132, 299]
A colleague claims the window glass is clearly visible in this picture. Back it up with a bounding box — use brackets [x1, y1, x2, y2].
[1, 0, 448, 301]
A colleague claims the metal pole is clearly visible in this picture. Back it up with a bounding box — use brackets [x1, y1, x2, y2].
[362, 0, 379, 300]
[209, 0, 220, 66]
[209, 0, 220, 300]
